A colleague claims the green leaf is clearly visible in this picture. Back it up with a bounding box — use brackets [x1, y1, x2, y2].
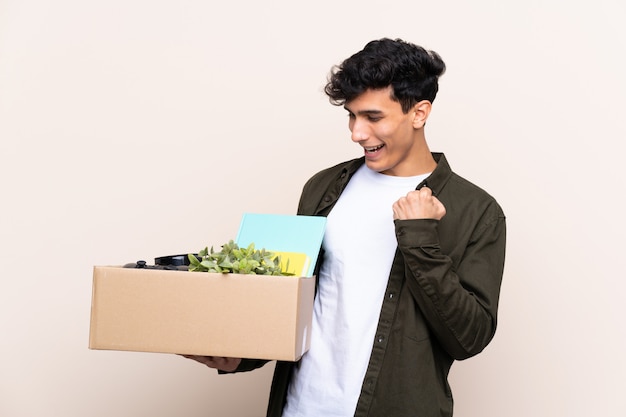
[188, 239, 296, 276]
[188, 254, 201, 266]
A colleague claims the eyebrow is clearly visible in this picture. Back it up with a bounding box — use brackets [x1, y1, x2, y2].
[344, 106, 384, 116]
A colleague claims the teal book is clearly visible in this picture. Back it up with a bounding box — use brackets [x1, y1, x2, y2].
[235, 213, 326, 277]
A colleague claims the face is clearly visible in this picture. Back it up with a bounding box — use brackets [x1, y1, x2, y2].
[345, 87, 428, 177]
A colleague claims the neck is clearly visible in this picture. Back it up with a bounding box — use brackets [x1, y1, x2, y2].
[410, 149, 437, 176]
[409, 133, 437, 175]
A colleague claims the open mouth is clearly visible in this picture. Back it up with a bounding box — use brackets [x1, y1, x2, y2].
[364, 144, 384, 153]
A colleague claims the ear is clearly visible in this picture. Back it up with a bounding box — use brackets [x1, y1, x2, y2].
[411, 100, 432, 129]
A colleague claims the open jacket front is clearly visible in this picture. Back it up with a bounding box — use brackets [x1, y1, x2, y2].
[235, 153, 506, 417]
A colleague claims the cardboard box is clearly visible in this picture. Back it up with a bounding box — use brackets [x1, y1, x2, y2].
[89, 266, 315, 361]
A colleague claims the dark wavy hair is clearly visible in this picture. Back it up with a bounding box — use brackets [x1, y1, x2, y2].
[324, 38, 446, 113]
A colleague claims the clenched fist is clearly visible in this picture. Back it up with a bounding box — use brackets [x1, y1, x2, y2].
[392, 187, 446, 220]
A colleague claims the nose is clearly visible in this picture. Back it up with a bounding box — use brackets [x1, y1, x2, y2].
[350, 118, 369, 143]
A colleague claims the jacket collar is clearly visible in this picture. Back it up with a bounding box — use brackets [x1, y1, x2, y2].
[339, 152, 452, 196]
[417, 152, 452, 196]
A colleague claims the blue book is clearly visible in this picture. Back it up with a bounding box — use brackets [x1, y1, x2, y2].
[235, 213, 326, 277]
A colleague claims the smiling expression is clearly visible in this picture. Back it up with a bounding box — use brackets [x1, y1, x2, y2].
[345, 87, 432, 177]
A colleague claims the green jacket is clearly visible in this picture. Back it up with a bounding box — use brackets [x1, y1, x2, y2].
[237, 153, 506, 417]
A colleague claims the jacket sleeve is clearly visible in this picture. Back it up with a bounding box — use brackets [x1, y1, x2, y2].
[394, 210, 506, 360]
[218, 359, 270, 375]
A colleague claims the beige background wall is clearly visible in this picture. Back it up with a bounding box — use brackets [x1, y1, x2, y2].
[1, 1, 624, 416]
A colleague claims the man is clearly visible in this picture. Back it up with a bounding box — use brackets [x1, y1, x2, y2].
[186, 38, 506, 417]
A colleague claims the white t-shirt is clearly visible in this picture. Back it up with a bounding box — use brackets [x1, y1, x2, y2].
[282, 165, 429, 417]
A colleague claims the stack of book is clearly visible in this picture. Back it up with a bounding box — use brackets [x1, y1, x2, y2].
[235, 213, 326, 277]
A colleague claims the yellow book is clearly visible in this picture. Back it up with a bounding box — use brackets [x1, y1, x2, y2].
[273, 251, 310, 277]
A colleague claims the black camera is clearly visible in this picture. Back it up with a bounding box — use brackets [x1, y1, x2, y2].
[123, 254, 197, 270]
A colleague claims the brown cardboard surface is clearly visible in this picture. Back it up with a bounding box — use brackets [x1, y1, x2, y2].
[89, 266, 315, 361]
